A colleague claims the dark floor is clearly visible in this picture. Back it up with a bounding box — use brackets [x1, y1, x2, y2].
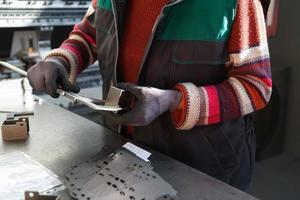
[249, 153, 300, 200]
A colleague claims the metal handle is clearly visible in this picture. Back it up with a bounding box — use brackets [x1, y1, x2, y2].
[0, 61, 122, 112]
[0, 60, 82, 98]
[0, 61, 27, 76]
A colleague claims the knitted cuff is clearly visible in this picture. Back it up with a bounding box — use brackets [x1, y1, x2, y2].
[171, 83, 201, 130]
[45, 48, 78, 84]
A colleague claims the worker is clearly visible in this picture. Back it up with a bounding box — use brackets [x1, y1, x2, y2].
[27, 0, 272, 190]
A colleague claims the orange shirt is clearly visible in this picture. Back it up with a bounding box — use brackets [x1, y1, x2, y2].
[118, 0, 168, 83]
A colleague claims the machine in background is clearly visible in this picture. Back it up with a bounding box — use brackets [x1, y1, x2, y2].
[0, 0, 91, 75]
[0, 0, 103, 121]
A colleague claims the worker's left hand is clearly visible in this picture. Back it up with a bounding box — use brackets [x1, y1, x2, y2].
[103, 83, 181, 126]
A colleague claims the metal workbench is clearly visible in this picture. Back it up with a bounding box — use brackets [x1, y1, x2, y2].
[0, 79, 257, 200]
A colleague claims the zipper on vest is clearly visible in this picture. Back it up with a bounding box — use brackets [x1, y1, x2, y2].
[136, 0, 184, 83]
[111, 0, 119, 87]
[111, 0, 124, 134]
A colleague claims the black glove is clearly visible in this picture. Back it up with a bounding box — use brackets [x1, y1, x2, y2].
[27, 58, 80, 98]
[103, 83, 181, 126]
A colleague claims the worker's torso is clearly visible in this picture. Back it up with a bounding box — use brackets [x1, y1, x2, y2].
[90, 0, 254, 188]
[92, 0, 236, 95]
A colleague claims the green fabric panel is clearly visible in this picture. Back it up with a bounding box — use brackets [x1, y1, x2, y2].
[157, 0, 236, 41]
[97, 0, 112, 11]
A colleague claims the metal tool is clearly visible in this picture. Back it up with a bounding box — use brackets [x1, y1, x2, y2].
[0, 61, 126, 112]
[5, 111, 34, 119]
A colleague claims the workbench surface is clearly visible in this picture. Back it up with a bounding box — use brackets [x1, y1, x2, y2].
[0, 79, 257, 200]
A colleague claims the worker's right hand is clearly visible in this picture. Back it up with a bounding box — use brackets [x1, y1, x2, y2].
[27, 59, 80, 98]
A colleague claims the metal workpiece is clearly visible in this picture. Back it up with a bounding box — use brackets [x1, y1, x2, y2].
[0, 79, 258, 200]
[56, 88, 123, 112]
[1, 117, 29, 141]
[65, 145, 177, 200]
[1, 110, 33, 141]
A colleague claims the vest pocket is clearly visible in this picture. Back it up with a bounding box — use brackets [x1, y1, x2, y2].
[169, 41, 227, 87]
[170, 56, 227, 87]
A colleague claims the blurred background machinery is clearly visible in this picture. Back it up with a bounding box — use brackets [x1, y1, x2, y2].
[254, 66, 291, 160]
[0, 0, 91, 63]
[0, 0, 102, 121]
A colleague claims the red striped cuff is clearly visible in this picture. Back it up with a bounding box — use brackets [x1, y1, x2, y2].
[171, 83, 200, 130]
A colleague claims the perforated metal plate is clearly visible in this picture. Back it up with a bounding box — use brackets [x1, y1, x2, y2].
[65, 145, 177, 200]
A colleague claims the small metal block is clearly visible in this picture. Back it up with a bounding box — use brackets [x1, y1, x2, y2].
[1, 117, 29, 141]
[105, 86, 134, 108]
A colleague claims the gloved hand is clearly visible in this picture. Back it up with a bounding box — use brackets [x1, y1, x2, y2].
[27, 58, 80, 98]
[103, 83, 182, 126]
